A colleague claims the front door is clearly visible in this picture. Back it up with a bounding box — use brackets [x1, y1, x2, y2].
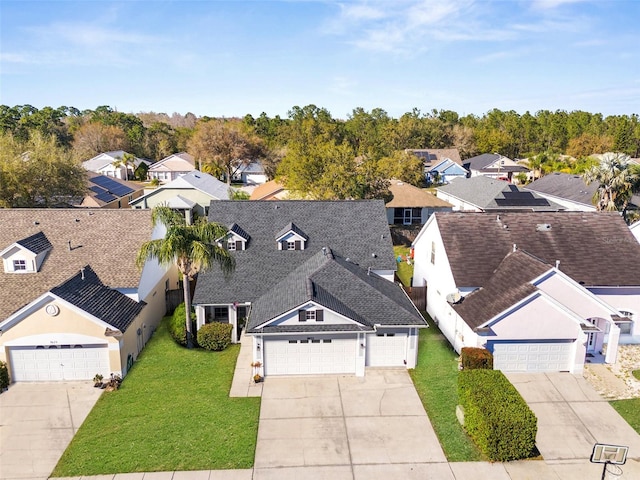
[403, 208, 412, 225]
[587, 318, 597, 353]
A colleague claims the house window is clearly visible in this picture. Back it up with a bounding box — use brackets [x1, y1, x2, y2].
[227, 240, 237, 251]
[617, 311, 634, 335]
[430, 242, 436, 265]
[13, 260, 26, 271]
[287, 241, 296, 250]
[305, 310, 316, 321]
[205, 306, 229, 323]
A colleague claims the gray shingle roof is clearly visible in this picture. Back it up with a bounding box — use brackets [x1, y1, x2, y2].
[437, 176, 562, 211]
[16, 231, 52, 254]
[193, 200, 396, 306]
[51, 266, 145, 332]
[452, 250, 551, 328]
[432, 211, 640, 288]
[525, 172, 597, 207]
[247, 249, 425, 333]
[0, 209, 153, 320]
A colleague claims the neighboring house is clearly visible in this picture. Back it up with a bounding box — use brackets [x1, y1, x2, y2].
[463, 153, 529, 182]
[192, 200, 427, 376]
[249, 180, 289, 200]
[231, 162, 268, 185]
[436, 176, 563, 212]
[82, 151, 149, 180]
[0, 210, 178, 382]
[426, 158, 468, 185]
[407, 148, 463, 170]
[147, 152, 196, 183]
[631, 221, 640, 243]
[386, 179, 453, 225]
[412, 212, 640, 374]
[130, 171, 231, 223]
[80, 172, 145, 209]
[525, 173, 597, 211]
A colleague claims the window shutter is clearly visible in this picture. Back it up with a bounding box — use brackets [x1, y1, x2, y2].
[295, 240, 301, 250]
[316, 310, 324, 322]
[298, 310, 306, 322]
[280, 241, 287, 250]
[236, 240, 242, 251]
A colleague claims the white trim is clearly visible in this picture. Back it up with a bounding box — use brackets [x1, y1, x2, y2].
[3, 333, 109, 347]
[252, 301, 363, 330]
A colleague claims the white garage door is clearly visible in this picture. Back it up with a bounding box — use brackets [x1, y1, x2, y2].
[9, 344, 110, 381]
[264, 335, 357, 375]
[492, 342, 574, 373]
[366, 332, 408, 367]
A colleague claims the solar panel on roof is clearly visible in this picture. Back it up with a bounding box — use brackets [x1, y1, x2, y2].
[95, 192, 117, 203]
[89, 185, 106, 194]
[90, 176, 135, 196]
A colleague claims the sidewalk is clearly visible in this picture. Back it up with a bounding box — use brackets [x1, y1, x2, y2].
[228, 332, 262, 398]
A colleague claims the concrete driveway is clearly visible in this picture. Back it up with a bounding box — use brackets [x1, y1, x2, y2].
[0, 382, 102, 480]
[506, 372, 640, 462]
[253, 368, 450, 479]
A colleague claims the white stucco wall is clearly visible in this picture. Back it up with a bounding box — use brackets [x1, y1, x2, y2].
[589, 287, 640, 343]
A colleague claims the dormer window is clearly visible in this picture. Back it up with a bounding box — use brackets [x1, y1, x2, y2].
[227, 240, 237, 251]
[1, 231, 52, 273]
[276, 222, 308, 251]
[218, 223, 250, 251]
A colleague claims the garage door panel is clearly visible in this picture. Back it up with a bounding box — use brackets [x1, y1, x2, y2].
[9, 344, 110, 382]
[264, 336, 357, 375]
[493, 342, 574, 373]
[366, 333, 408, 367]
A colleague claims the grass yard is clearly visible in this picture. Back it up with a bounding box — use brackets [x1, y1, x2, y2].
[409, 323, 484, 462]
[52, 318, 260, 476]
[393, 245, 414, 287]
[611, 398, 640, 434]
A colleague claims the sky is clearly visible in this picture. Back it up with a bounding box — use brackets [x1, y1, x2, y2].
[1, 0, 639, 120]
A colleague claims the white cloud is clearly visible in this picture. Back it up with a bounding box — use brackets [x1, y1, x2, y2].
[530, 0, 587, 10]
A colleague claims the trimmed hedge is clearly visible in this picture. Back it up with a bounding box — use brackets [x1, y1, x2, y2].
[169, 303, 196, 347]
[197, 323, 233, 351]
[458, 369, 537, 461]
[461, 347, 493, 370]
[0, 360, 9, 391]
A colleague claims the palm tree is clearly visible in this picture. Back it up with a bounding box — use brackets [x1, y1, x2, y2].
[136, 206, 235, 348]
[582, 153, 640, 221]
[112, 152, 135, 180]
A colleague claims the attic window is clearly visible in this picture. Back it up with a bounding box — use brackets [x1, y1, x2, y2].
[287, 241, 296, 250]
[227, 240, 237, 251]
[13, 260, 26, 271]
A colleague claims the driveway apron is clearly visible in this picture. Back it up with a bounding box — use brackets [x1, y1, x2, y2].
[254, 368, 447, 479]
[506, 372, 640, 462]
[0, 382, 102, 480]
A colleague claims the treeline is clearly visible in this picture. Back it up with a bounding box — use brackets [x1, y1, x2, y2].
[1, 104, 639, 164]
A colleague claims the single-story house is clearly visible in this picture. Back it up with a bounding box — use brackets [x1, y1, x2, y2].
[436, 176, 563, 212]
[82, 151, 150, 180]
[426, 158, 468, 185]
[386, 179, 453, 225]
[463, 153, 529, 182]
[147, 152, 196, 183]
[192, 200, 427, 376]
[230, 162, 268, 185]
[406, 148, 462, 170]
[412, 211, 640, 374]
[130, 170, 231, 223]
[0, 210, 177, 382]
[80, 172, 145, 208]
[249, 180, 289, 200]
[524, 173, 597, 211]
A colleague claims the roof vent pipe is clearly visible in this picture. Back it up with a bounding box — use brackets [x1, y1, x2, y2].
[513, 243, 517, 252]
[68, 240, 72, 251]
[496, 214, 500, 222]
[80, 267, 85, 280]
[555, 260, 560, 270]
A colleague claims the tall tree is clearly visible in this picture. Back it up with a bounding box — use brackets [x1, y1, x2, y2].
[189, 119, 264, 185]
[72, 122, 128, 160]
[136, 207, 235, 348]
[582, 153, 640, 221]
[0, 131, 86, 207]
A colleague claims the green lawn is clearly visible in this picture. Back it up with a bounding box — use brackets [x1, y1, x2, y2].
[393, 245, 414, 287]
[611, 398, 640, 434]
[52, 318, 261, 476]
[409, 323, 484, 462]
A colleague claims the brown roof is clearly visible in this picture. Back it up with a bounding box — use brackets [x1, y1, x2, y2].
[434, 211, 640, 288]
[387, 180, 453, 208]
[0, 209, 153, 320]
[407, 148, 462, 167]
[453, 250, 551, 328]
[250, 180, 286, 200]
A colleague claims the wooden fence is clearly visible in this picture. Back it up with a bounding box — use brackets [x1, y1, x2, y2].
[403, 285, 426, 311]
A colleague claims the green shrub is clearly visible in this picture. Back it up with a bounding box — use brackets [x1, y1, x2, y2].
[197, 323, 233, 351]
[169, 303, 196, 347]
[461, 347, 493, 370]
[458, 369, 537, 461]
[0, 360, 9, 390]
